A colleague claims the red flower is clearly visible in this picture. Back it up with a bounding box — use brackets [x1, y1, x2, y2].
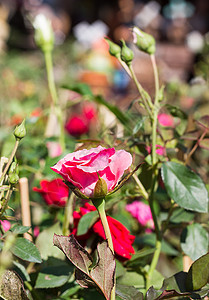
[72, 203, 135, 260]
[65, 103, 97, 137]
[33, 178, 69, 207]
[65, 114, 89, 137]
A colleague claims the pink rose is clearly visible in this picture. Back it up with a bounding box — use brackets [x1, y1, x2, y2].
[146, 145, 165, 156]
[126, 201, 154, 232]
[51, 146, 132, 198]
[33, 178, 69, 207]
[46, 141, 62, 158]
[0, 220, 11, 232]
[158, 113, 174, 127]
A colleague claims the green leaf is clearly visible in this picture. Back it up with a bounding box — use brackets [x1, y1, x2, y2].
[11, 237, 42, 263]
[116, 261, 126, 278]
[117, 271, 144, 289]
[165, 104, 187, 119]
[35, 265, 73, 289]
[94, 95, 130, 126]
[62, 82, 93, 97]
[181, 223, 208, 261]
[146, 271, 206, 299]
[133, 117, 145, 135]
[77, 210, 98, 236]
[36, 222, 65, 260]
[116, 284, 143, 300]
[13, 261, 30, 282]
[169, 208, 194, 223]
[125, 248, 155, 268]
[136, 234, 178, 256]
[10, 225, 31, 235]
[161, 162, 208, 213]
[186, 252, 209, 291]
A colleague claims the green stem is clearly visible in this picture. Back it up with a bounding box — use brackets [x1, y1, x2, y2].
[93, 198, 115, 300]
[146, 54, 162, 290]
[44, 50, 58, 106]
[93, 198, 114, 253]
[0, 140, 19, 186]
[132, 173, 149, 200]
[150, 54, 159, 105]
[128, 64, 153, 116]
[150, 54, 160, 166]
[0, 186, 13, 219]
[44, 50, 65, 152]
[63, 193, 74, 236]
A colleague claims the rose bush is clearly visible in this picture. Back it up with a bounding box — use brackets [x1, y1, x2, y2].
[72, 203, 135, 260]
[51, 146, 132, 198]
[33, 178, 69, 207]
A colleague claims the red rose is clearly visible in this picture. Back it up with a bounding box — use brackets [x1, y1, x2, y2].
[72, 203, 135, 260]
[33, 178, 69, 207]
[65, 115, 89, 137]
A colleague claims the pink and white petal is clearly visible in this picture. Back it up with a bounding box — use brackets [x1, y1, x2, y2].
[109, 150, 132, 183]
[78, 148, 115, 173]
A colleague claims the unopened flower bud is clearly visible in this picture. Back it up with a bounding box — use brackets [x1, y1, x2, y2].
[8, 173, 19, 185]
[93, 177, 108, 199]
[132, 27, 156, 55]
[13, 119, 26, 141]
[120, 40, 134, 66]
[105, 38, 121, 58]
[9, 162, 17, 174]
[33, 14, 54, 52]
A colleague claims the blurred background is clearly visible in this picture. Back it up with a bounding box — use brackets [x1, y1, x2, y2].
[1, 0, 209, 124]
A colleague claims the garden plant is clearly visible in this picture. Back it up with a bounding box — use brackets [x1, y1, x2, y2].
[0, 14, 209, 300]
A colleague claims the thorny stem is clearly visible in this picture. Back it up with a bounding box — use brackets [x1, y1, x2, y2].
[93, 198, 115, 300]
[44, 50, 65, 152]
[63, 193, 74, 236]
[0, 140, 19, 186]
[185, 129, 208, 165]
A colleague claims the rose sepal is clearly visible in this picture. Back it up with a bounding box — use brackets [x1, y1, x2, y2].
[64, 181, 90, 200]
[107, 163, 142, 196]
[64, 163, 142, 201]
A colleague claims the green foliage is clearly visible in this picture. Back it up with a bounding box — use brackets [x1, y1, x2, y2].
[161, 162, 208, 213]
[11, 237, 42, 263]
[180, 223, 208, 261]
[77, 210, 99, 236]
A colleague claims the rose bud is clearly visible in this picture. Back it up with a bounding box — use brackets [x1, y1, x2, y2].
[120, 39, 134, 66]
[33, 178, 69, 207]
[105, 38, 121, 58]
[33, 14, 54, 52]
[132, 26, 156, 55]
[93, 176, 108, 199]
[13, 119, 26, 141]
